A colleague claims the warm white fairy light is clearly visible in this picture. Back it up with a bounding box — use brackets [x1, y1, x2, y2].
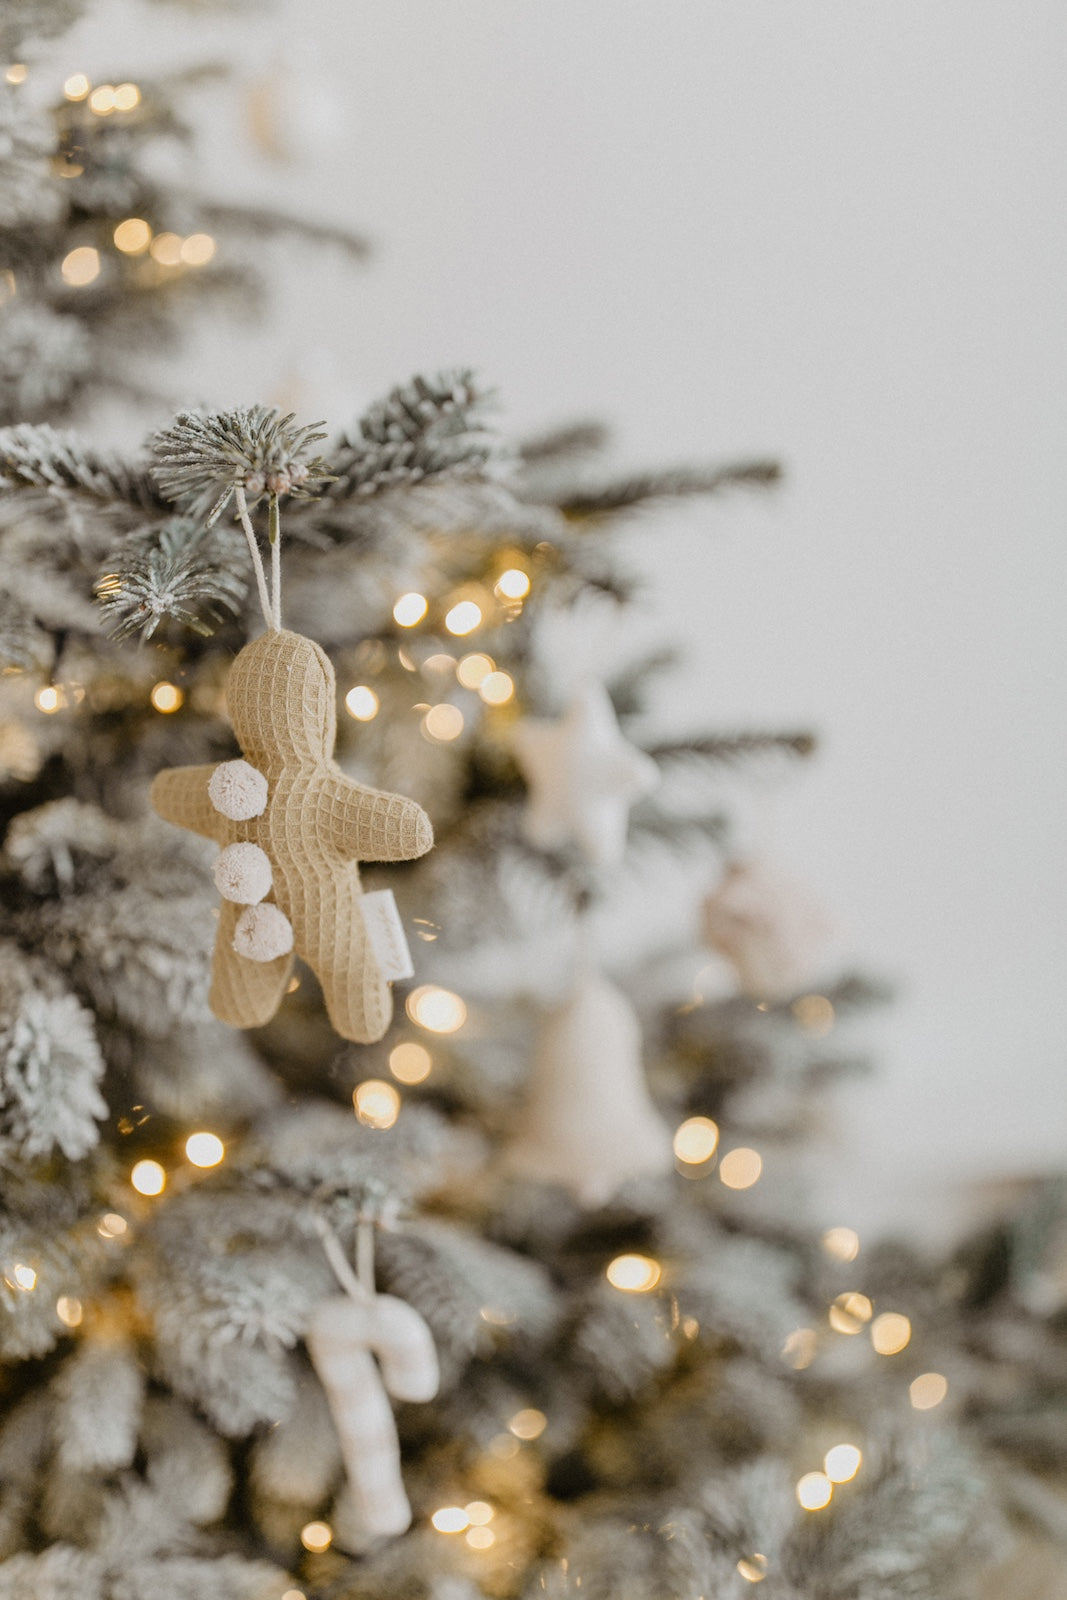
[737, 1554, 769, 1583]
[185, 1131, 225, 1168]
[796, 1471, 833, 1511]
[465, 1501, 494, 1525]
[97, 1213, 128, 1239]
[829, 1291, 873, 1334]
[456, 653, 494, 689]
[150, 681, 183, 713]
[479, 671, 514, 706]
[180, 233, 216, 265]
[149, 232, 183, 267]
[89, 84, 116, 114]
[113, 217, 152, 254]
[63, 73, 90, 100]
[792, 994, 835, 1035]
[718, 1147, 762, 1189]
[422, 703, 464, 742]
[822, 1226, 860, 1262]
[130, 1159, 165, 1196]
[444, 600, 482, 636]
[393, 592, 428, 627]
[300, 1520, 332, 1552]
[282, 1591, 306, 1600]
[406, 985, 467, 1033]
[431, 1506, 470, 1533]
[4, 64, 28, 85]
[781, 1327, 817, 1370]
[11, 1264, 36, 1291]
[605, 1254, 661, 1293]
[344, 685, 379, 720]
[672, 1115, 719, 1166]
[871, 1311, 912, 1355]
[61, 247, 100, 286]
[353, 1079, 400, 1129]
[34, 686, 62, 713]
[389, 1042, 432, 1084]
[112, 82, 141, 111]
[824, 1443, 862, 1483]
[495, 567, 531, 600]
[508, 1407, 547, 1440]
[56, 1295, 83, 1328]
[909, 1372, 948, 1410]
[466, 1527, 495, 1549]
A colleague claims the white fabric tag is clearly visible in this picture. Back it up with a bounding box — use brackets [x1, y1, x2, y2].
[362, 890, 415, 983]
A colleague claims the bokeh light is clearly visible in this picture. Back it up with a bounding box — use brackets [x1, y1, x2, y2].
[456, 653, 494, 689]
[389, 1042, 432, 1083]
[185, 1131, 224, 1168]
[796, 1471, 833, 1511]
[606, 1254, 661, 1293]
[673, 1115, 720, 1165]
[822, 1226, 860, 1262]
[444, 600, 482, 636]
[718, 1147, 762, 1189]
[406, 986, 467, 1033]
[393, 592, 428, 627]
[829, 1291, 873, 1334]
[300, 1521, 332, 1552]
[871, 1311, 912, 1355]
[345, 685, 379, 720]
[130, 1159, 165, 1196]
[150, 682, 183, 713]
[61, 247, 100, 286]
[824, 1443, 862, 1482]
[910, 1372, 948, 1410]
[353, 1079, 400, 1129]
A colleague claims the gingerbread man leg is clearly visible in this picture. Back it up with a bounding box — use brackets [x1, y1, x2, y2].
[301, 883, 392, 1045]
[210, 899, 294, 1029]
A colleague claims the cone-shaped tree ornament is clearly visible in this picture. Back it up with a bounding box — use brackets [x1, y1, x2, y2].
[505, 962, 673, 1205]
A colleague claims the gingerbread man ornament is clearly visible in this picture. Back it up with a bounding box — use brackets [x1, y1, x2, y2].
[150, 629, 433, 1043]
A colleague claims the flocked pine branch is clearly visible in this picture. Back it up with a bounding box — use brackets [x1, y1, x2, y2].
[151, 407, 333, 524]
[551, 458, 782, 517]
[647, 730, 818, 767]
[517, 419, 611, 465]
[0, 424, 162, 511]
[95, 518, 248, 641]
[324, 369, 495, 499]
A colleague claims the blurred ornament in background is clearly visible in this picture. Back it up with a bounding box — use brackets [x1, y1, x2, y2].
[701, 857, 834, 1002]
[244, 43, 351, 166]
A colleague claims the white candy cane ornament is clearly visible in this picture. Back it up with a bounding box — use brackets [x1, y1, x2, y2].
[308, 1216, 439, 1540]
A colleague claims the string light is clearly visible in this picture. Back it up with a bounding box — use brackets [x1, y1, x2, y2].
[300, 1520, 332, 1552]
[479, 671, 514, 706]
[423, 653, 456, 676]
[112, 82, 141, 111]
[4, 65, 28, 85]
[113, 218, 152, 254]
[97, 1213, 128, 1239]
[796, 1471, 833, 1511]
[466, 1527, 495, 1549]
[465, 1501, 494, 1525]
[605, 1254, 661, 1293]
[10, 1264, 36, 1290]
[149, 232, 183, 266]
[909, 1372, 948, 1410]
[718, 1147, 762, 1189]
[34, 686, 63, 713]
[180, 232, 216, 265]
[508, 1407, 547, 1440]
[406, 985, 467, 1033]
[456, 653, 494, 689]
[781, 1327, 817, 1370]
[431, 1507, 470, 1533]
[150, 682, 183, 713]
[63, 73, 91, 100]
[130, 1159, 165, 1196]
[422, 703, 464, 742]
[344, 685, 379, 720]
[393, 592, 428, 627]
[185, 1131, 225, 1168]
[88, 84, 116, 115]
[822, 1226, 860, 1262]
[871, 1311, 912, 1355]
[829, 1292, 873, 1334]
[353, 1080, 400, 1129]
[824, 1443, 862, 1482]
[56, 1295, 83, 1327]
[495, 568, 531, 600]
[737, 1554, 769, 1583]
[673, 1115, 720, 1166]
[444, 600, 482, 636]
[389, 1042, 432, 1084]
[61, 247, 100, 286]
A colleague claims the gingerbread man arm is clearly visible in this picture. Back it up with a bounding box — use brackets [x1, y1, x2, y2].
[150, 764, 225, 843]
[319, 774, 433, 864]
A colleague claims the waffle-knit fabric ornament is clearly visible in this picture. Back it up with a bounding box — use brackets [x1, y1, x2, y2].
[701, 857, 834, 1003]
[150, 628, 433, 1043]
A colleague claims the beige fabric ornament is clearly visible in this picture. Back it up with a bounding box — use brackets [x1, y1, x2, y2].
[701, 857, 834, 1003]
[504, 964, 673, 1205]
[150, 629, 433, 1043]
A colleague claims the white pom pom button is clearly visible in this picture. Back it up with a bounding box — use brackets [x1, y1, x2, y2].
[233, 902, 294, 963]
[208, 758, 268, 821]
[214, 841, 272, 905]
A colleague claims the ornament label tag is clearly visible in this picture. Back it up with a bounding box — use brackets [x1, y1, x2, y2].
[362, 890, 415, 983]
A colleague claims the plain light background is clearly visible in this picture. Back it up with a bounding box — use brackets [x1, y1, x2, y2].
[56, 2, 1067, 1239]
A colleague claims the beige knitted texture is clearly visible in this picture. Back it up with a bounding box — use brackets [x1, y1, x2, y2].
[150, 629, 433, 1044]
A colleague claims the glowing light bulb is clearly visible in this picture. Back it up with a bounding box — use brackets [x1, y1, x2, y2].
[61, 247, 100, 286]
[456, 653, 494, 689]
[63, 73, 91, 100]
[180, 232, 216, 265]
[406, 985, 467, 1033]
[737, 1553, 769, 1583]
[150, 682, 183, 713]
[34, 686, 62, 713]
[718, 1147, 763, 1189]
[605, 1254, 661, 1293]
[909, 1372, 948, 1410]
[88, 84, 116, 114]
[56, 1295, 83, 1327]
[393, 592, 428, 627]
[422, 703, 464, 742]
[673, 1115, 720, 1166]
[113, 82, 140, 111]
[389, 1042, 432, 1084]
[185, 1132, 224, 1168]
[431, 1507, 470, 1533]
[822, 1226, 860, 1262]
[479, 671, 514, 706]
[495, 568, 531, 600]
[11, 1264, 36, 1290]
[113, 218, 152, 254]
[508, 1407, 547, 1440]
[829, 1292, 873, 1334]
[149, 232, 183, 267]
[345, 685, 379, 720]
[130, 1159, 165, 1196]
[97, 1213, 128, 1239]
[444, 600, 482, 636]
[353, 1079, 400, 1129]
[824, 1443, 862, 1483]
[797, 1471, 833, 1510]
[871, 1312, 912, 1355]
[782, 1327, 818, 1370]
[300, 1520, 332, 1552]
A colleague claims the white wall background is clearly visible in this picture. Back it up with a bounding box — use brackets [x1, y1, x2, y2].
[59, 2, 1067, 1239]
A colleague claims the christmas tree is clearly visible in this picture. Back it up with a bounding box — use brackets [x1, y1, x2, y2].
[0, 7, 1065, 1599]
